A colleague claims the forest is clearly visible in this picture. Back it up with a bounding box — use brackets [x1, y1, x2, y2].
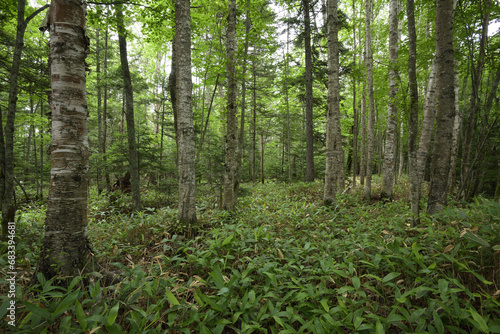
[0, 0, 499, 332]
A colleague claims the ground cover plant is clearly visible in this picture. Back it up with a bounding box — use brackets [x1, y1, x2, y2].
[1, 177, 499, 333]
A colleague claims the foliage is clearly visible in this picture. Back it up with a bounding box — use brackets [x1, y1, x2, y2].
[1, 180, 499, 333]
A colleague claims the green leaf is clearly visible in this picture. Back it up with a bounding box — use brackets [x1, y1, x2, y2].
[433, 310, 444, 334]
[108, 302, 119, 326]
[352, 276, 360, 290]
[24, 301, 51, 321]
[320, 299, 329, 313]
[376, 320, 384, 334]
[382, 272, 401, 283]
[273, 315, 286, 328]
[75, 300, 87, 330]
[222, 234, 234, 246]
[463, 230, 490, 247]
[53, 291, 79, 319]
[165, 289, 180, 306]
[469, 308, 489, 333]
[438, 279, 449, 295]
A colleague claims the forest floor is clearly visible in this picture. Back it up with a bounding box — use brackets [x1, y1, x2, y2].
[1, 176, 500, 333]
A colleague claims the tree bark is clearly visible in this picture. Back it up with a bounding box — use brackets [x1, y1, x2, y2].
[303, 0, 315, 182]
[324, 0, 342, 206]
[38, 0, 92, 279]
[175, 0, 197, 225]
[116, 4, 141, 211]
[235, 1, 251, 194]
[381, 0, 400, 199]
[223, 0, 238, 211]
[407, 0, 420, 222]
[427, 0, 455, 215]
[364, 0, 375, 199]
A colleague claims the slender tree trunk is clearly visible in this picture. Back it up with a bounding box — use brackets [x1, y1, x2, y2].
[175, 0, 197, 225]
[252, 58, 257, 183]
[2, 1, 48, 239]
[447, 62, 461, 195]
[364, 0, 375, 199]
[303, 0, 315, 182]
[116, 4, 141, 211]
[285, 17, 292, 182]
[407, 0, 420, 222]
[460, 0, 491, 196]
[324, 0, 342, 206]
[38, 0, 92, 279]
[223, 0, 238, 211]
[96, 28, 103, 194]
[103, 26, 110, 192]
[351, 0, 358, 188]
[235, 1, 251, 194]
[427, 0, 455, 215]
[381, 0, 400, 199]
[260, 133, 264, 184]
[197, 74, 219, 161]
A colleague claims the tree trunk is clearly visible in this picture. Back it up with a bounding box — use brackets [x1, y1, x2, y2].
[460, 0, 491, 196]
[37, 0, 92, 279]
[223, 0, 238, 211]
[96, 28, 103, 194]
[381, 0, 400, 199]
[103, 26, 110, 192]
[116, 4, 141, 211]
[324, 0, 342, 206]
[235, 1, 251, 194]
[175, 0, 197, 226]
[364, 0, 375, 199]
[351, 0, 358, 188]
[427, 0, 455, 215]
[407, 0, 420, 222]
[2, 1, 48, 239]
[447, 62, 461, 195]
[303, 0, 315, 182]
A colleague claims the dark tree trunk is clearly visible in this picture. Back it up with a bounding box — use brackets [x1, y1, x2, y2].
[303, 0, 315, 182]
[116, 4, 141, 211]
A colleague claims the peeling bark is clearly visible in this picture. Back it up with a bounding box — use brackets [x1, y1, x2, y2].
[427, 0, 455, 215]
[38, 0, 92, 279]
[381, 0, 400, 199]
[175, 0, 197, 225]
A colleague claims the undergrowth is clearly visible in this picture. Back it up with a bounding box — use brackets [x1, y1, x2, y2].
[0, 176, 499, 333]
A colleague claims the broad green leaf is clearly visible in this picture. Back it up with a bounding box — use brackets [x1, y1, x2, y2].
[469, 308, 489, 333]
[320, 299, 329, 313]
[222, 234, 234, 246]
[53, 290, 79, 319]
[24, 301, 51, 321]
[382, 272, 401, 283]
[165, 289, 180, 306]
[75, 300, 87, 330]
[376, 320, 384, 334]
[352, 276, 360, 290]
[107, 302, 119, 325]
[433, 310, 444, 334]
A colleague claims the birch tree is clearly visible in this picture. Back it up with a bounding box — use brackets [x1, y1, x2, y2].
[175, 0, 197, 225]
[324, 0, 342, 206]
[427, 0, 455, 215]
[37, 0, 92, 278]
[364, 0, 375, 199]
[381, 0, 400, 199]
